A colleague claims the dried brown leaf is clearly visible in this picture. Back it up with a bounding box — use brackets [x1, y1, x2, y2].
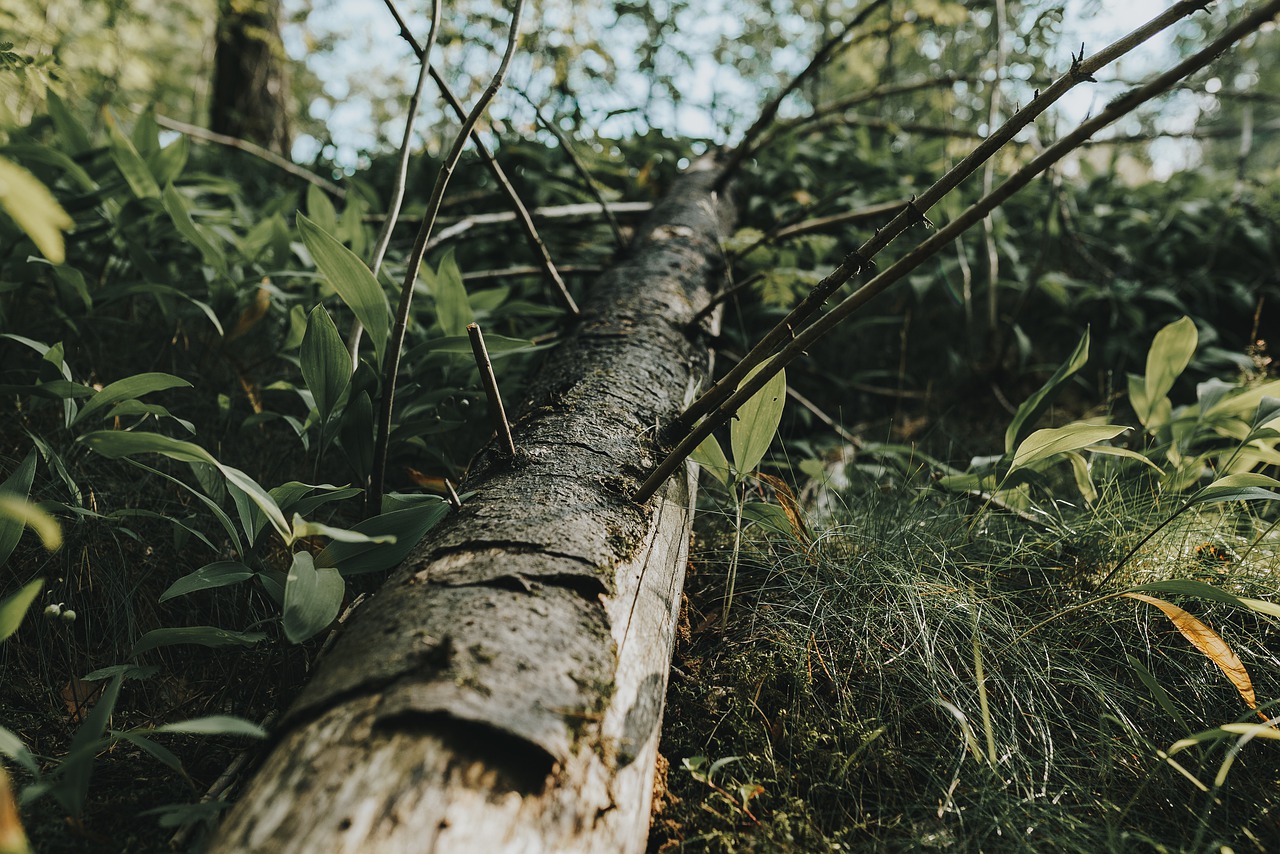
[1124, 592, 1261, 717]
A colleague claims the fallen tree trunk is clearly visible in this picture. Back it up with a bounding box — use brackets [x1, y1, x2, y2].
[209, 159, 733, 853]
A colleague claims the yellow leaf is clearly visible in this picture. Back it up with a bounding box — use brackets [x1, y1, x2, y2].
[1124, 592, 1261, 717]
[227, 284, 272, 341]
[0, 766, 29, 854]
[0, 156, 74, 264]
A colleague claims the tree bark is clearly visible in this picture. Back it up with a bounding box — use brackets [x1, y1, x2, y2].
[208, 159, 733, 853]
[210, 0, 292, 157]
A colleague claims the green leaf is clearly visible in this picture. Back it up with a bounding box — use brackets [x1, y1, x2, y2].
[0, 496, 61, 556]
[158, 562, 255, 602]
[105, 113, 160, 199]
[290, 513, 395, 545]
[152, 716, 267, 738]
[0, 578, 43, 642]
[298, 213, 390, 366]
[161, 184, 226, 273]
[730, 365, 786, 477]
[46, 92, 91, 155]
[1144, 316, 1197, 417]
[0, 449, 38, 566]
[0, 724, 38, 775]
[153, 136, 189, 186]
[79, 432, 288, 541]
[132, 626, 267, 657]
[0, 155, 74, 263]
[71, 372, 192, 428]
[1065, 451, 1097, 506]
[300, 306, 351, 424]
[690, 433, 731, 486]
[1187, 472, 1280, 506]
[1125, 578, 1244, 606]
[423, 249, 474, 337]
[306, 183, 339, 236]
[283, 551, 344, 643]
[316, 502, 449, 575]
[1005, 328, 1089, 454]
[1010, 423, 1129, 471]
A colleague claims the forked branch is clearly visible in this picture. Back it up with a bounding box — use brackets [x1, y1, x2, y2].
[676, 0, 1214, 438]
[370, 0, 528, 513]
[636, 0, 1277, 504]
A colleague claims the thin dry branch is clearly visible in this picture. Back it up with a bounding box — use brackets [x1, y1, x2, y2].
[371, 0, 527, 512]
[730, 199, 906, 264]
[381, 0, 579, 316]
[518, 89, 627, 247]
[676, 0, 1214, 438]
[348, 0, 441, 364]
[635, 0, 1279, 504]
[153, 114, 345, 197]
[715, 0, 893, 191]
[757, 73, 970, 149]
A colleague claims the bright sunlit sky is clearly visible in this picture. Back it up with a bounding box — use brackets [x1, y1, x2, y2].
[282, 0, 1208, 175]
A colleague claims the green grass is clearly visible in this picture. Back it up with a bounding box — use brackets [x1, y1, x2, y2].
[655, 472, 1280, 852]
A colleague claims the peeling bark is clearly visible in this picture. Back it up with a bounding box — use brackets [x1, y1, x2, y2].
[208, 160, 733, 853]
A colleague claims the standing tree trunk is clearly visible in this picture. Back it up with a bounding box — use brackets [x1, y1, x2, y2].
[210, 0, 292, 157]
[208, 159, 733, 853]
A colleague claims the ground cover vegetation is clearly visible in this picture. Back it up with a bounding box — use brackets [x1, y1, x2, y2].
[0, 0, 1278, 850]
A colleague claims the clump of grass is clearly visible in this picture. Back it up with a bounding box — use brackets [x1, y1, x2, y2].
[655, 474, 1280, 852]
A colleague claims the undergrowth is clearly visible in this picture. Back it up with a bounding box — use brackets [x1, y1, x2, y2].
[655, 476, 1280, 852]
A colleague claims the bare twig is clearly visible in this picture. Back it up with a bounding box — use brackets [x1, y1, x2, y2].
[468, 323, 517, 456]
[678, 0, 1213, 437]
[730, 199, 906, 264]
[348, 0, 441, 365]
[380, 0, 579, 317]
[370, 0, 527, 513]
[154, 114, 345, 198]
[756, 74, 970, 149]
[462, 263, 602, 283]
[716, 0, 893, 191]
[635, 0, 1280, 504]
[518, 89, 627, 248]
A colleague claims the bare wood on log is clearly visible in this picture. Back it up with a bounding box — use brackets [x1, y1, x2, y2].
[208, 159, 733, 853]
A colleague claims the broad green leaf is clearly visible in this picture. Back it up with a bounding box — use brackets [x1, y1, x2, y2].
[158, 562, 255, 602]
[316, 503, 449, 575]
[0, 578, 43, 642]
[0, 142, 96, 191]
[114, 731, 187, 779]
[298, 213, 390, 365]
[105, 113, 160, 199]
[300, 306, 351, 424]
[306, 183, 339, 236]
[740, 501, 794, 536]
[60, 672, 123, 817]
[339, 391, 374, 482]
[1126, 579, 1244, 606]
[1005, 328, 1089, 454]
[71, 372, 191, 427]
[0, 450, 38, 566]
[0, 497, 61, 555]
[0, 155, 74, 263]
[690, 433, 731, 486]
[161, 184, 226, 273]
[152, 716, 267, 738]
[46, 92, 91, 155]
[1239, 597, 1280, 620]
[153, 135, 189, 185]
[1171, 722, 1280, 755]
[1065, 451, 1097, 505]
[290, 513, 395, 545]
[1081, 444, 1164, 473]
[0, 724, 38, 775]
[132, 626, 266, 656]
[731, 365, 786, 477]
[79, 432, 289, 540]
[1144, 316, 1197, 416]
[423, 249, 474, 337]
[1010, 423, 1129, 471]
[1188, 473, 1280, 507]
[283, 551, 344, 643]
